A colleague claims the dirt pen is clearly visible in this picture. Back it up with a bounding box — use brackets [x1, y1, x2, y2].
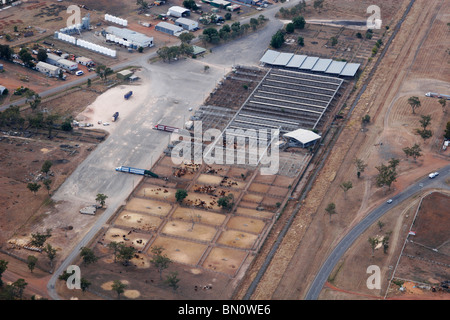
[389, 192, 450, 288]
[95, 153, 300, 279]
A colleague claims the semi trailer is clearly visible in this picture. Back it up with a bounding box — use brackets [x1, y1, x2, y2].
[154, 124, 179, 132]
[425, 92, 450, 100]
[115, 166, 159, 178]
[124, 91, 133, 100]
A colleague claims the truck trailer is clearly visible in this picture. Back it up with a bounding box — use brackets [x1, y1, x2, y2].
[124, 91, 133, 100]
[425, 92, 450, 100]
[154, 124, 179, 132]
[112, 112, 119, 122]
[115, 166, 159, 178]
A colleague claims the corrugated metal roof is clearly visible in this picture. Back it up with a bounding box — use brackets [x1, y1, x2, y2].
[106, 26, 154, 43]
[340, 63, 360, 76]
[175, 17, 197, 25]
[311, 59, 333, 72]
[325, 61, 347, 74]
[286, 55, 307, 68]
[260, 50, 280, 65]
[284, 128, 321, 144]
[155, 22, 184, 32]
[272, 52, 294, 66]
[299, 57, 319, 70]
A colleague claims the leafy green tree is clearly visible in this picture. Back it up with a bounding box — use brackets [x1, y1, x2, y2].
[375, 160, 398, 191]
[150, 246, 171, 280]
[179, 32, 195, 44]
[41, 160, 52, 175]
[95, 193, 108, 208]
[27, 255, 38, 273]
[37, 49, 48, 62]
[419, 115, 431, 130]
[354, 158, 367, 178]
[250, 18, 259, 30]
[325, 202, 336, 222]
[175, 189, 188, 203]
[297, 36, 304, 46]
[292, 16, 306, 29]
[108, 241, 121, 263]
[117, 245, 136, 266]
[43, 179, 52, 195]
[377, 220, 385, 231]
[30, 230, 51, 248]
[80, 247, 98, 265]
[182, 0, 198, 10]
[407, 96, 421, 114]
[10, 278, 27, 299]
[27, 182, 41, 196]
[165, 271, 180, 291]
[28, 93, 41, 111]
[438, 98, 446, 111]
[80, 278, 91, 293]
[202, 28, 220, 43]
[368, 237, 378, 256]
[224, 12, 232, 20]
[403, 144, 422, 162]
[339, 181, 353, 199]
[0, 260, 8, 287]
[61, 118, 73, 131]
[285, 23, 295, 34]
[43, 243, 57, 268]
[445, 121, 450, 140]
[111, 280, 126, 299]
[218, 193, 234, 210]
[270, 30, 285, 49]
[313, 0, 324, 9]
[330, 36, 338, 46]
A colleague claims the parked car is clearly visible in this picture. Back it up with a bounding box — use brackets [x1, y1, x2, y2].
[429, 172, 439, 179]
[387, 199, 393, 204]
[75, 70, 84, 76]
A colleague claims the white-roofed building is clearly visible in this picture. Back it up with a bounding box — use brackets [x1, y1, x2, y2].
[283, 129, 321, 148]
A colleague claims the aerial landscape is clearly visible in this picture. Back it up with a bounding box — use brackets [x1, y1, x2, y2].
[0, 0, 448, 305]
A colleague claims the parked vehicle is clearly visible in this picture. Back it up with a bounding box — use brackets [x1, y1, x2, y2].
[124, 91, 133, 100]
[429, 172, 439, 178]
[112, 112, 119, 122]
[154, 124, 179, 132]
[115, 166, 159, 178]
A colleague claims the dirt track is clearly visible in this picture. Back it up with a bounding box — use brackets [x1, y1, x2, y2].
[235, 0, 450, 300]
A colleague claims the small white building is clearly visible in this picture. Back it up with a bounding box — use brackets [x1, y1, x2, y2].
[175, 17, 199, 31]
[56, 59, 78, 71]
[36, 61, 61, 77]
[76, 56, 94, 66]
[283, 129, 321, 148]
[167, 6, 191, 18]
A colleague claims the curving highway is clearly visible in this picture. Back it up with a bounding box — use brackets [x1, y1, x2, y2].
[305, 165, 450, 300]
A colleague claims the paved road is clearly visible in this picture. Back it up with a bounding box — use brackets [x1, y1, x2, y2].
[305, 165, 450, 300]
[45, 2, 296, 300]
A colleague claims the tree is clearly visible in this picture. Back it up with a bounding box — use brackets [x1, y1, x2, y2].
[96, 65, 106, 80]
[37, 49, 48, 62]
[10, 278, 27, 299]
[356, 32, 362, 39]
[297, 36, 304, 46]
[61, 118, 73, 131]
[218, 193, 234, 210]
[30, 230, 51, 248]
[165, 271, 180, 291]
[175, 189, 188, 203]
[108, 241, 121, 263]
[19, 48, 34, 67]
[136, 0, 149, 11]
[377, 220, 385, 231]
[96, 193, 108, 208]
[41, 160, 52, 175]
[362, 114, 371, 125]
[285, 23, 295, 34]
[313, 0, 324, 10]
[183, 0, 198, 10]
[270, 30, 285, 49]
[150, 246, 171, 280]
[0, 260, 8, 287]
[0, 44, 13, 60]
[325, 202, 336, 222]
[111, 280, 126, 299]
[445, 121, 450, 140]
[27, 182, 41, 195]
[438, 98, 446, 112]
[179, 32, 195, 44]
[80, 247, 98, 265]
[103, 67, 113, 81]
[27, 255, 38, 273]
[382, 234, 390, 254]
[224, 12, 232, 20]
[43, 179, 52, 195]
[354, 158, 367, 178]
[80, 278, 91, 294]
[117, 245, 136, 266]
[189, 212, 202, 231]
[407, 96, 421, 114]
[250, 18, 259, 31]
[28, 93, 41, 111]
[419, 115, 432, 130]
[339, 181, 353, 199]
[292, 16, 306, 29]
[375, 159, 399, 191]
[44, 113, 59, 138]
[202, 28, 220, 44]
[43, 243, 57, 268]
[403, 144, 422, 162]
[330, 36, 338, 46]
[368, 237, 378, 256]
